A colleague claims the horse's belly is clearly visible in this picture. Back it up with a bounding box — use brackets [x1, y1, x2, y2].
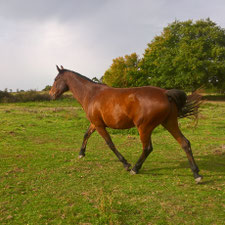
[103, 113, 135, 129]
[105, 118, 135, 129]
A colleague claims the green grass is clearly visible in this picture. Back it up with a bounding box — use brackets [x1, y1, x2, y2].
[0, 99, 225, 224]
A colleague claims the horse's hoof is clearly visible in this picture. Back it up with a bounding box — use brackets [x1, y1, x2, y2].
[78, 154, 85, 159]
[130, 169, 137, 175]
[195, 175, 203, 184]
[124, 163, 131, 171]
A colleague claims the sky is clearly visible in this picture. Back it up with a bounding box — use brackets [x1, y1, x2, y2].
[1, 0, 225, 91]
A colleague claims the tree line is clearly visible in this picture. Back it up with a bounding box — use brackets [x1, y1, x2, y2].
[1, 19, 224, 95]
[103, 18, 225, 92]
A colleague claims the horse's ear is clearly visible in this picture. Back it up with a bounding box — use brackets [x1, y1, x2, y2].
[60, 65, 64, 70]
[56, 65, 61, 72]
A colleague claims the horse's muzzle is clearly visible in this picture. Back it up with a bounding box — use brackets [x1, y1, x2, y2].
[49, 91, 56, 100]
[50, 95, 56, 100]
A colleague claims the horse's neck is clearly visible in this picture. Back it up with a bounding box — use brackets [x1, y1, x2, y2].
[65, 73, 98, 108]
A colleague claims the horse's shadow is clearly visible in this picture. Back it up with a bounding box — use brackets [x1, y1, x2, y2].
[141, 153, 225, 184]
[85, 152, 225, 184]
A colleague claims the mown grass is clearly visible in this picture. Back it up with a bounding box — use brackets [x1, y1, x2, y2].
[0, 99, 224, 224]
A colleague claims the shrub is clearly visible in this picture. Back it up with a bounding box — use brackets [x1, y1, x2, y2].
[14, 90, 51, 102]
[0, 90, 51, 103]
[0, 91, 15, 103]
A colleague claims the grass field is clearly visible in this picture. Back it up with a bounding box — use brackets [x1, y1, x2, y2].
[0, 98, 224, 224]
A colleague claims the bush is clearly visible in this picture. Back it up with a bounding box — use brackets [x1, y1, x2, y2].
[0, 90, 51, 103]
[0, 91, 15, 103]
[14, 90, 51, 102]
[0, 90, 74, 103]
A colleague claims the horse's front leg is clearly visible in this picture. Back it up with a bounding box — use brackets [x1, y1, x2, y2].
[78, 123, 96, 158]
[95, 126, 131, 171]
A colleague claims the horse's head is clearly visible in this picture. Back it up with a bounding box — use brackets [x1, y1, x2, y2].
[49, 65, 69, 99]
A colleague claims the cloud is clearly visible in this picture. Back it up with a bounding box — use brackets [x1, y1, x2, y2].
[0, 0, 106, 22]
[0, 0, 225, 91]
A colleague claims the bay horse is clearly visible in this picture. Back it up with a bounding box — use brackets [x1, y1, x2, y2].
[50, 65, 202, 183]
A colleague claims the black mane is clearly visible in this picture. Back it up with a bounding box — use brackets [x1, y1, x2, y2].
[58, 69, 104, 85]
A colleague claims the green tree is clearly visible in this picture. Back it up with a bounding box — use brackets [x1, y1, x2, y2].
[103, 53, 145, 87]
[141, 18, 225, 91]
[42, 85, 52, 91]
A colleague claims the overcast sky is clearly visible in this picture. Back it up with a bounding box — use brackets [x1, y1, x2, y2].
[1, 0, 225, 91]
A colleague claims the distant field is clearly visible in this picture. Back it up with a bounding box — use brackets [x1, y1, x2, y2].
[0, 98, 224, 224]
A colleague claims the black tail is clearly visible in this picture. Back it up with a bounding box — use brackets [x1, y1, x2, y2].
[166, 89, 202, 119]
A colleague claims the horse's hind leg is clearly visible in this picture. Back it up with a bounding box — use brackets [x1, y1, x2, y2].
[95, 126, 131, 171]
[131, 126, 153, 174]
[79, 124, 96, 158]
[162, 119, 202, 183]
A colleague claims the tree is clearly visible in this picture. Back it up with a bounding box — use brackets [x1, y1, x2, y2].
[141, 18, 225, 92]
[102, 53, 145, 87]
[42, 85, 52, 91]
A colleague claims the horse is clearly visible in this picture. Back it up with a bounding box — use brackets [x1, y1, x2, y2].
[49, 65, 203, 183]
